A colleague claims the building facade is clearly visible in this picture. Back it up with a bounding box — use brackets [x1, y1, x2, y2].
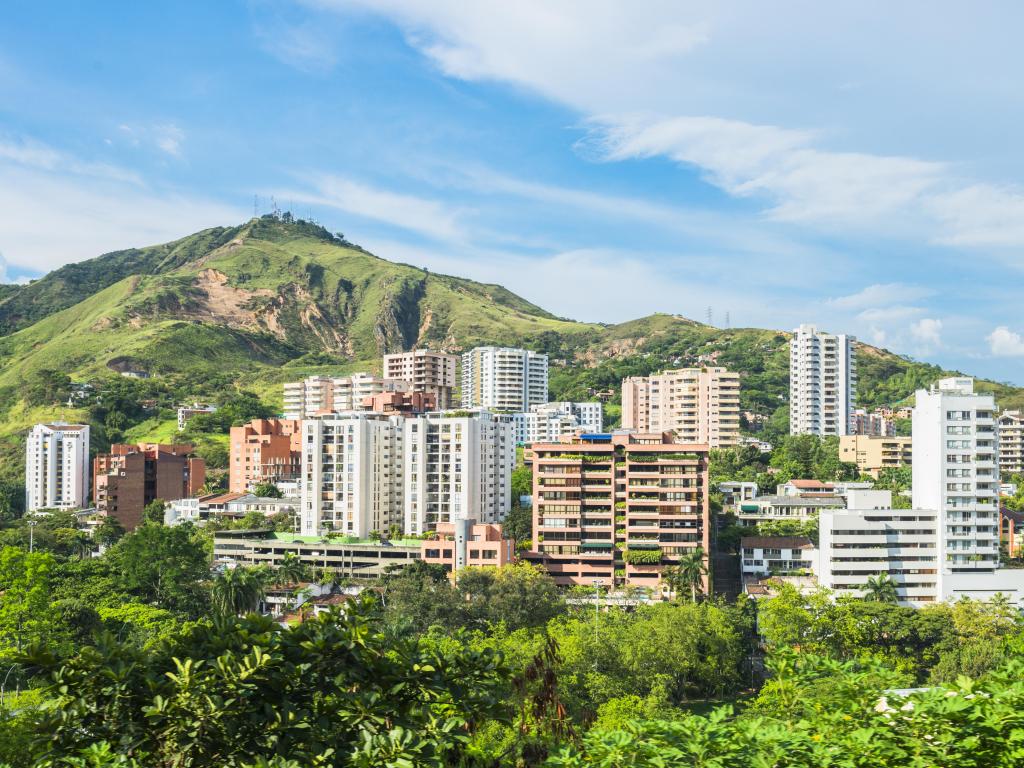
[741, 536, 817, 578]
[839, 435, 913, 478]
[382, 349, 458, 409]
[177, 403, 217, 431]
[852, 408, 895, 437]
[300, 414, 405, 537]
[789, 324, 857, 436]
[912, 378, 1000, 594]
[283, 373, 411, 419]
[511, 401, 603, 445]
[817, 490, 940, 604]
[999, 410, 1024, 477]
[621, 367, 740, 448]
[229, 418, 302, 493]
[461, 346, 548, 411]
[93, 443, 205, 530]
[403, 411, 516, 535]
[25, 423, 91, 512]
[419, 519, 515, 576]
[299, 411, 515, 538]
[526, 432, 709, 591]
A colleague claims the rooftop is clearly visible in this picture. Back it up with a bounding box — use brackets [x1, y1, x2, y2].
[741, 536, 815, 550]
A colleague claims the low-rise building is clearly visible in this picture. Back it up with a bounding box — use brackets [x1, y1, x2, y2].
[213, 529, 422, 579]
[177, 402, 218, 430]
[419, 519, 516, 576]
[719, 481, 758, 510]
[165, 492, 299, 526]
[94, 443, 205, 530]
[817, 491, 939, 605]
[839, 435, 913, 478]
[737, 494, 845, 526]
[740, 536, 817, 578]
[229, 418, 302, 493]
[361, 390, 435, 415]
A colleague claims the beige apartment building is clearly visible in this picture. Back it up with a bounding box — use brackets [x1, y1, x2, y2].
[838, 435, 912, 478]
[525, 432, 710, 592]
[621, 367, 740, 447]
[999, 410, 1024, 477]
[383, 350, 458, 409]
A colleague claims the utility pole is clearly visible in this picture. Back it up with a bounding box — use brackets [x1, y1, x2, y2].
[28, 519, 37, 553]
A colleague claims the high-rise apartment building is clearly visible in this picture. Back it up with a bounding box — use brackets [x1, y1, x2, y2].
[912, 378, 1000, 593]
[526, 432, 709, 590]
[382, 350, 458, 409]
[999, 410, 1024, 477]
[299, 411, 514, 537]
[403, 411, 515, 535]
[229, 419, 302, 493]
[851, 408, 895, 437]
[94, 443, 205, 530]
[461, 347, 548, 411]
[25, 423, 91, 512]
[621, 367, 740, 447]
[300, 414, 405, 537]
[511, 401, 603, 445]
[283, 373, 411, 419]
[789, 324, 856, 436]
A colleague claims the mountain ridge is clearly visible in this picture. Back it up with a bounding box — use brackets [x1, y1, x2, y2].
[0, 214, 1020, 443]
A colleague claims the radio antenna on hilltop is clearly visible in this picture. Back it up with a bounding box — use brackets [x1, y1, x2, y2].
[706, 306, 713, 326]
[725, 311, 730, 328]
[271, 196, 280, 216]
[253, 194, 258, 218]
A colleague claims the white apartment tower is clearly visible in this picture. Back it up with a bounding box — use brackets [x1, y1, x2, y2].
[300, 411, 514, 538]
[300, 414, 404, 537]
[461, 347, 548, 411]
[912, 378, 1000, 595]
[511, 401, 603, 445]
[621, 367, 740, 447]
[998, 410, 1024, 477]
[383, 350, 458, 409]
[284, 373, 411, 420]
[25, 423, 91, 512]
[404, 411, 515, 535]
[789, 324, 856, 436]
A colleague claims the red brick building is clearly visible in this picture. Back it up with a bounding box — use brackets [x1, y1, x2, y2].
[94, 443, 205, 530]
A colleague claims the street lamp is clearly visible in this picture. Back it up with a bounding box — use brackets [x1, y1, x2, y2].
[28, 519, 38, 554]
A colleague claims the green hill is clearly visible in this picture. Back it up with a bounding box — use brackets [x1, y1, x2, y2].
[0, 213, 1020, 491]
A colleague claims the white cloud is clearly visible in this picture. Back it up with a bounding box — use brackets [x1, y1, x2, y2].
[0, 159, 244, 272]
[312, 2, 1024, 251]
[153, 124, 185, 157]
[0, 135, 142, 183]
[910, 317, 942, 348]
[256, 21, 338, 73]
[988, 326, 1024, 357]
[829, 283, 932, 310]
[284, 175, 467, 242]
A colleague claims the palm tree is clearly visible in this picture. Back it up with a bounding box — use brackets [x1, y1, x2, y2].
[276, 553, 307, 586]
[862, 573, 899, 603]
[663, 548, 707, 602]
[212, 566, 268, 617]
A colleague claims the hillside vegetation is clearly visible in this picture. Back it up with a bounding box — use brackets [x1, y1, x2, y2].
[0, 213, 1019, 486]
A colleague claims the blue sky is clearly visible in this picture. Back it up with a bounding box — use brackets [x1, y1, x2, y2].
[2, 2, 1024, 382]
